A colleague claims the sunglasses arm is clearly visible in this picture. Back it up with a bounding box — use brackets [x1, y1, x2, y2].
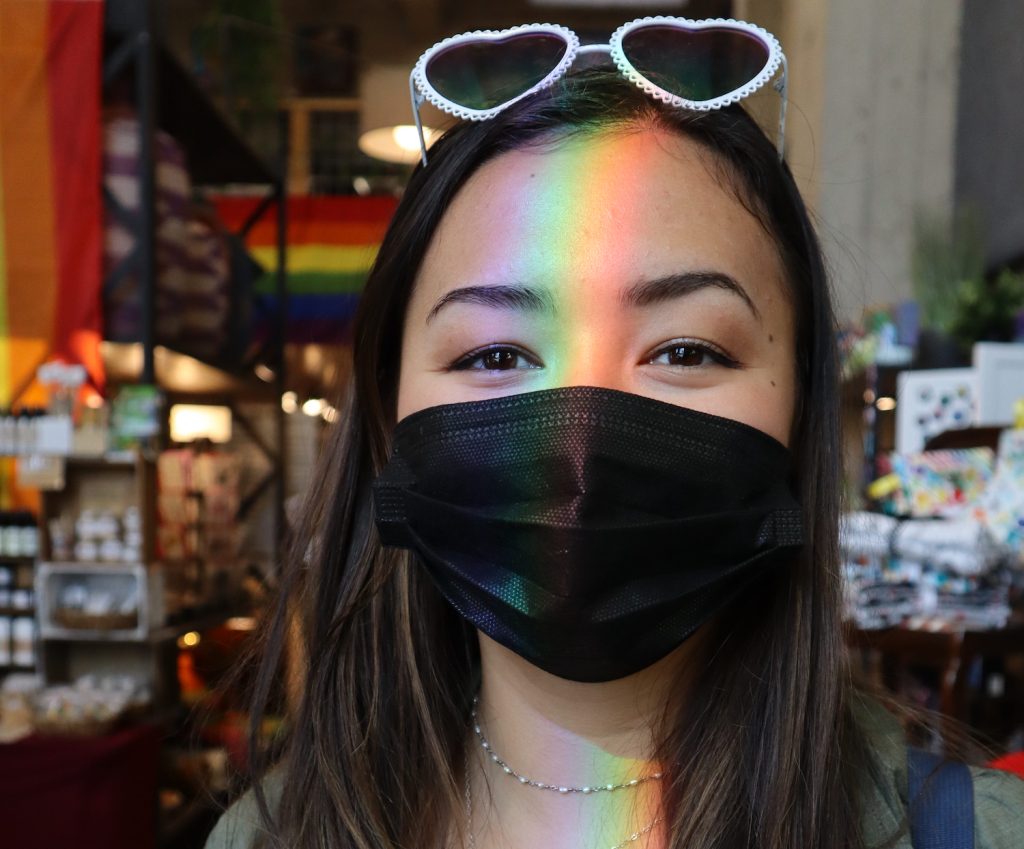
[410, 72, 430, 167]
[773, 54, 788, 161]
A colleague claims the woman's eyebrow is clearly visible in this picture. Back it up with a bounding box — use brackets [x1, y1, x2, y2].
[621, 271, 761, 321]
[425, 283, 556, 324]
[424, 272, 760, 324]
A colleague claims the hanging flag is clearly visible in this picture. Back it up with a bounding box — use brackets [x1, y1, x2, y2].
[213, 194, 398, 346]
[0, 0, 105, 407]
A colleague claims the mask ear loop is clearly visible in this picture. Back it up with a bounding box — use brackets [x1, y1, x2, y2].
[773, 54, 788, 162]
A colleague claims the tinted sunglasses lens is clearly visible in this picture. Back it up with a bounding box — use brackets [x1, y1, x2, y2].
[621, 25, 770, 102]
[425, 33, 568, 110]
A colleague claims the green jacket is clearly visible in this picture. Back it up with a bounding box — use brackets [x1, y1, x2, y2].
[206, 704, 1024, 848]
[854, 698, 1024, 848]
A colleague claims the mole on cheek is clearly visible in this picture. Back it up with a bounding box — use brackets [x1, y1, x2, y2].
[769, 334, 774, 343]
[770, 380, 777, 387]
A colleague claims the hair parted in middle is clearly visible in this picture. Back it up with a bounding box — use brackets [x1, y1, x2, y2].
[243, 67, 870, 849]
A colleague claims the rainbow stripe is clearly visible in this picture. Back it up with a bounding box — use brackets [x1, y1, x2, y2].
[213, 195, 398, 345]
[0, 0, 104, 406]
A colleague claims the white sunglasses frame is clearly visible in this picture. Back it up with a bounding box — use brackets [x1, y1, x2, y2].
[409, 17, 789, 167]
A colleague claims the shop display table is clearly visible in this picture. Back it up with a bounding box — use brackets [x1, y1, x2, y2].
[0, 722, 161, 849]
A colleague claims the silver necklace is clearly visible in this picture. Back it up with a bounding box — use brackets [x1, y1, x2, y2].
[464, 757, 663, 849]
[470, 698, 664, 794]
[465, 699, 665, 849]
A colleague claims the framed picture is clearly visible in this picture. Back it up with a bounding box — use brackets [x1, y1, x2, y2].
[973, 342, 1024, 426]
[895, 368, 977, 454]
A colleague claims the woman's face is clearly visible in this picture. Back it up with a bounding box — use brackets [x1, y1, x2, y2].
[397, 128, 797, 445]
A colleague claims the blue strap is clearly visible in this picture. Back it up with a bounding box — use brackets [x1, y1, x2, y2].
[907, 748, 975, 849]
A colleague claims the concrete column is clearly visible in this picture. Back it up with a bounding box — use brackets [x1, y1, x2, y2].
[955, 0, 1024, 269]
[740, 0, 964, 322]
[736, 0, 829, 206]
[818, 0, 963, 320]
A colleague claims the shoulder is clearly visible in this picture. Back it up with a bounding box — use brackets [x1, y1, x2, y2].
[971, 764, 1024, 849]
[204, 770, 286, 849]
[852, 694, 1024, 849]
[852, 695, 912, 847]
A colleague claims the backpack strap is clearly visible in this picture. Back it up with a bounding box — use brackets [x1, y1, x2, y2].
[907, 748, 975, 849]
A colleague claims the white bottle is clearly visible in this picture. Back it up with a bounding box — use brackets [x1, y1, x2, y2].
[12, 616, 34, 667]
[0, 413, 13, 455]
[19, 522, 38, 559]
[0, 617, 11, 666]
[14, 411, 32, 456]
[1, 522, 18, 558]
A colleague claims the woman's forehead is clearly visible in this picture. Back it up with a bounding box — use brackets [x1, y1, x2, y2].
[414, 128, 789, 315]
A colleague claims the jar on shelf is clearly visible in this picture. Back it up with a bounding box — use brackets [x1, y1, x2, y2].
[11, 616, 34, 667]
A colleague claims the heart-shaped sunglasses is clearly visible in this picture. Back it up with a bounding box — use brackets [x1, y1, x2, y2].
[409, 17, 788, 166]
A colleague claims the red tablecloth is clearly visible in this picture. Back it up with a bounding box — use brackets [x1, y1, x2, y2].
[0, 723, 161, 849]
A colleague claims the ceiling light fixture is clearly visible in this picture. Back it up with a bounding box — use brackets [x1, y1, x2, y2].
[358, 64, 447, 164]
[169, 404, 232, 443]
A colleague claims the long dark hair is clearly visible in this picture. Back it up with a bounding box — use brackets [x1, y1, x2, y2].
[246, 69, 869, 849]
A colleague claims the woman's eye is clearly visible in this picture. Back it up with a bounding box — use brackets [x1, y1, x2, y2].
[451, 346, 541, 372]
[647, 341, 737, 368]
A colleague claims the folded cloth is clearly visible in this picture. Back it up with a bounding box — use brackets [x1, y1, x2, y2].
[979, 429, 1024, 556]
[893, 517, 1003, 576]
[889, 448, 994, 518]
[841, 511, 899, 559]
[841, 512, 1004, 576]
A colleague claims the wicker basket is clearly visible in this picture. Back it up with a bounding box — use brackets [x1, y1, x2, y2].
[32, 715, 118, 737]
[52, 608, 138, 631]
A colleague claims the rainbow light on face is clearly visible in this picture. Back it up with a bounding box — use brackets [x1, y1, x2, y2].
[467, 131, 667, 655]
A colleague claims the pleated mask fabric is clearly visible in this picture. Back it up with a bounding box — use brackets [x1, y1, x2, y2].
[373, 386, 803, 682]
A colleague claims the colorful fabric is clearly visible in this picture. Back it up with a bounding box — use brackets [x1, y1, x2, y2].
[104, 115, 232, 361]
[885, 448, 996, 518]
[0, 0, 105, 406]
[212, 195, 398, 345]
[978, 428, 1024, 557]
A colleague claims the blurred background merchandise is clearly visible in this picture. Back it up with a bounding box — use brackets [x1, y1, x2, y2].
[0, 1, 1023, 848]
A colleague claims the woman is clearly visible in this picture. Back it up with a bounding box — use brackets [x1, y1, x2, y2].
[207, 19, 1024, 849]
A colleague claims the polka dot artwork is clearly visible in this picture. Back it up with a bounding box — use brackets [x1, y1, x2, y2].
[896, 369, 978, 454]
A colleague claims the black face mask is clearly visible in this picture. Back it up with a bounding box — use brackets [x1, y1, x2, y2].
[373, 386, 802, 683]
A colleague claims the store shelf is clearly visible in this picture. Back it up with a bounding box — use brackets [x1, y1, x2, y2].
[40, 610, 239, 645]
[63, 452, 139, 468]
[100, 342, 280, 399]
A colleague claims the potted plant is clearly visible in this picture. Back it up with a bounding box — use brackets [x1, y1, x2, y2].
[911, 208, 985, 367]
[948, 267, 1024, 351]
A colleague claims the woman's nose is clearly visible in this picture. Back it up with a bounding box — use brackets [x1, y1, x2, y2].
[545, 340, 629, 393]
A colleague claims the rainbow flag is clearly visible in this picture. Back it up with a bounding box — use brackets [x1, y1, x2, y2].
[213, 195, 398, 345]
[0, 0, 104, 407]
